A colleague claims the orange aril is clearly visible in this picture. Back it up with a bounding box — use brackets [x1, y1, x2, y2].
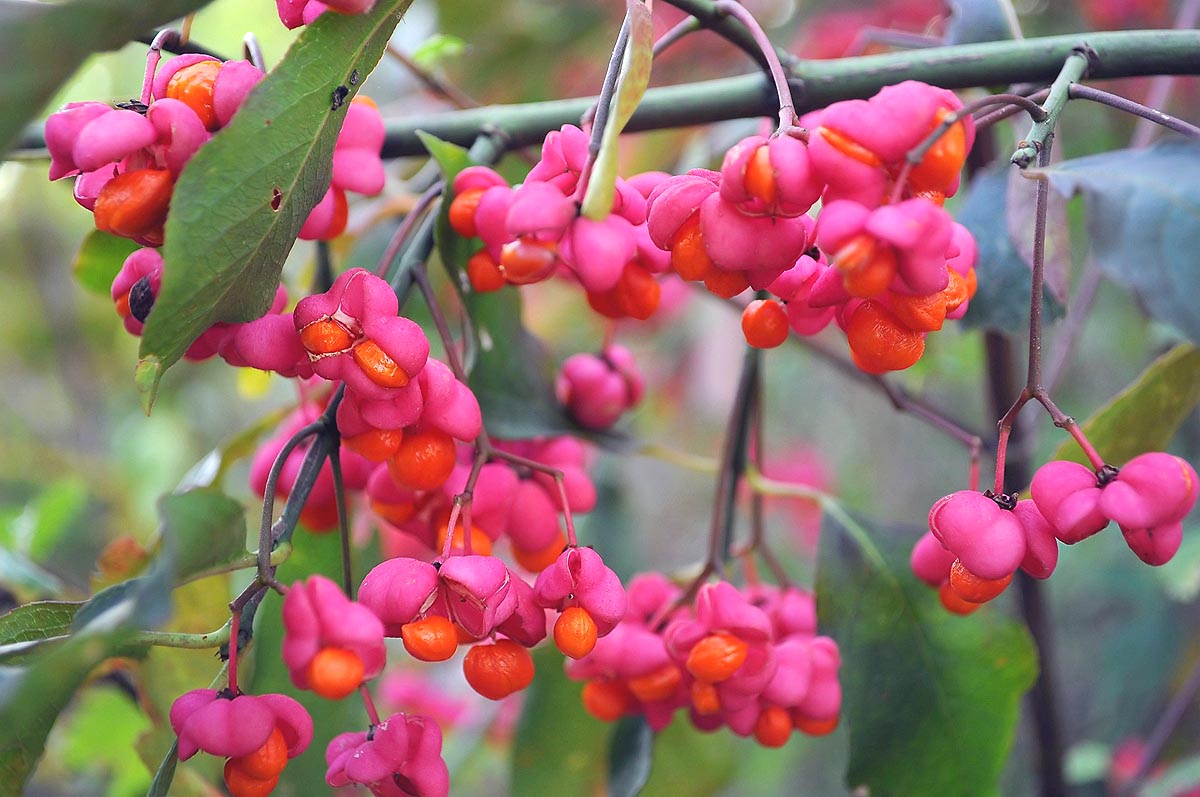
[462, 639, 535, 700]
[581, 679, 632, 722]
[223, 758, 280, 797]
[553, 606, 599, 659]
[907, 108, 967, 196]
[834, 234, 896, 298]
[690, 681, 721, 715]
[754, 705, 793, 748]
[352, 339, 411, 389]
[166, 60, 222, 129]
[228, 728, 288, 781]
[511, 531, 566, 573]
[817, 126, 883, 167]
[938, 581, 981, 616]
[685, 632, 749, 683]
[703, 268, 750, 299]
[299, 500, 339, 533]
[612, 261, 661, 320]
[669, 216, 715, 281]
[743, 145, 777, 207]
[889, 290, 948, 333]
[343, 428, 403, 462]
[299, 318, 355, 356]
[387, 429, 457, 491]
[306, 647, 364, 700]
[741, 299, 790, 348]
[845, 300, 925, 374]
[93, 169, 174, 241]
[626, 663, 682, 703]
[435, 519, 492, 557]
[401, 615, 459, 662]
[467, 250, 506, 292]
[795, 715, 840, 736]
[370, 497, 417, 526]
[942, 269, 970, 313]
[499, 239, 557, 284]
[948, 559, 1012, 604]
[448, 187, 485, 238]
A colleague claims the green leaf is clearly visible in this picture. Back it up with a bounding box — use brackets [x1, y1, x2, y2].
[155, 489, 249, 584]
[1038, 140, 1200, 342]
[73, 231, 141, 297]
[581, 0, 653, 221]
[138, 0, 415, 406]
[608, 716, 653, 797]
[511, 646, 609, 796]
[639, 716, 739, 796]
[0, 542, 171, 796]
[61, 686, 152, 796]
[0, 0, 217, 153]
[0, 601, 80, 647]
[145, 739, 179, 797]
[816, 504, 1037, 797]
[0, 631, 133, 796]
[1050, 344, 1200, 466]
[958, 163, 1064, 332]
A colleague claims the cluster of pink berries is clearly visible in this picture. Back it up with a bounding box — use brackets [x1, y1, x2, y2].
[913, 452, 1198, 614]
[447, 125, 670, 321]
[646, 80, 979, 368]
[368, 434, 596, 569]
[555, 344, 645, 430]
[567, 575, 842, 747]
[442, 81, 978, 372]
[46, 50, 386, 362]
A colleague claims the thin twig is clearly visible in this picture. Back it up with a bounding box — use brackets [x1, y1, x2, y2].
[1068, 83, 1200, 138]
[387, 44, 480, 109]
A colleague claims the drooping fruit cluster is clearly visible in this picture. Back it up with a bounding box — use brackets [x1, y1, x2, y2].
[169, 688, 312, 797]
[446, 127, 670, 321]
[555, 344, 645, 430]
[568, 575, 842, 746]
[365, 434, 596, 567]
[1031, 452, 1198, 565]
[358, 545, 626, 700]
[914, 451, 1198, 614]
[646, 80, 978, 366]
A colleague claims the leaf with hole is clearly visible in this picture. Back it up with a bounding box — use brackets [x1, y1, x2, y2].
[137, 0, 414, 409]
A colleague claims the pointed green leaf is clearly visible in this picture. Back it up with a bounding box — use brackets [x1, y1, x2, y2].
[817, 504, 1037, 797]
[0, 601, 80, 647]
[156, 489, 249, 583]
[138, 0, 414, 399]
[511, 646, 609, 796]
[145, 739, 179, 797]
[1038, 140, 1200, 342]
[581, 0, 653, 221]
[1051, 344, 1200, 466]
[608, 716, 653, 797]
[0, 0, 218, 153]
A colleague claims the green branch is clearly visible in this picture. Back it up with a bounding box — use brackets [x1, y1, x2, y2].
[11, 30, 1200, 161]
[366, 30, 1200, 157]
